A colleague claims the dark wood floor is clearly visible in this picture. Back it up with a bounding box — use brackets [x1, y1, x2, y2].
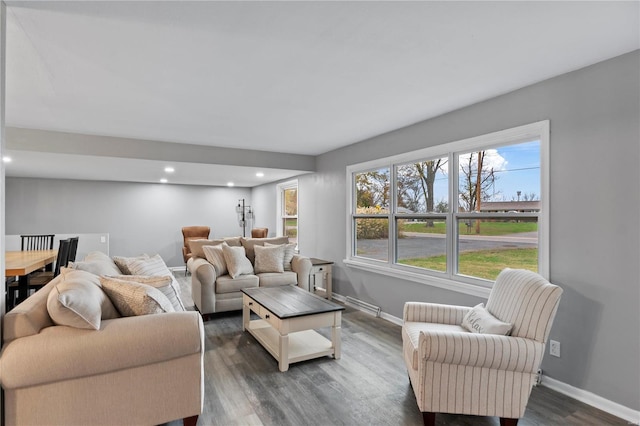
[168, 275, 628, 426]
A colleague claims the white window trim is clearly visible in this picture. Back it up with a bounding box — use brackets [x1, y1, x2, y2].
[276, 179, 299, 249]
[345, 120, 549, 297]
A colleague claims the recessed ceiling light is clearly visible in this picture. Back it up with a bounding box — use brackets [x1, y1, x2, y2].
[227, 182, 234, 187]
[2, 156, 12, 163]
[160, 178, 168, 183]
[256, 172, 264, 177]
[164, 166, 175, 173]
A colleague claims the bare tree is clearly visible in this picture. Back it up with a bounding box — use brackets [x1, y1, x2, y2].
[459, 151, 496, 233]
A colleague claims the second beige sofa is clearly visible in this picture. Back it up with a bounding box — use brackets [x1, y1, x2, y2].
[188, 236, 312, 316]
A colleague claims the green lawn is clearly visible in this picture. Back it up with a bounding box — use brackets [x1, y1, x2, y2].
[398, 247, 538, 280]
[402, 221, 537, 236]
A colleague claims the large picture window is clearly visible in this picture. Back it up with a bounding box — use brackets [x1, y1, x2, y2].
[277, 180, 298, 247]
[346, 121, 549, 294]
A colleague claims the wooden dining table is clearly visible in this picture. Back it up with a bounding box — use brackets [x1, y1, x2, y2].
[5, 249, 58, 304]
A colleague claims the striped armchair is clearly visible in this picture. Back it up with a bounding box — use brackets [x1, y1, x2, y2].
[402, 269, 562, 426]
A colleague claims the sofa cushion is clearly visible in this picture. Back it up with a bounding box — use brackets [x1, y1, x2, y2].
[112, 254, 149, 275]
[203, 243, 228, 276]
[100, 277, 175, 316]
[126, 254, 182, 300]
[257, 271, 298, 287]
[108, 275, 185, 312]
[47, 271, 120, 330]
[216, 274, 259, 294]
[254, 244, 285, 274]
[222, 245, 254, 278]
[265, 242, 296, 271]
[461, 303, 513, 335]
[189, 237, 241, 258]
[241, 236, 289, 263]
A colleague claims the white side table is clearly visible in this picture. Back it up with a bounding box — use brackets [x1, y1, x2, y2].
[309, 258, 333, 300]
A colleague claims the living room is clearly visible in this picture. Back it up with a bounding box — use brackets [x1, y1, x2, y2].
[1, 2, 639, 425]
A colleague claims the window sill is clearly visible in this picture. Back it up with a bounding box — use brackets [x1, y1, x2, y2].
[343, 258, 491, 299]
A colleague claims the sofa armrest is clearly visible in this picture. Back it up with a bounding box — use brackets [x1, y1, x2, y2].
[291, 255, 312, 290]
[403, 302, 471, 325]
[418, 330, 544, 374]
[0, 311, 204, 389]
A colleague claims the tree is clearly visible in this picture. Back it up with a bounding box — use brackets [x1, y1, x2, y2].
[459, 151, 497, 233]
[356, 169, 390, 208]
[396, 159, 447, 226]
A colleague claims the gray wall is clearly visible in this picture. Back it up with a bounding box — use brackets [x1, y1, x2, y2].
[5, 178, 251, 267]
[269, 51, 638, 410]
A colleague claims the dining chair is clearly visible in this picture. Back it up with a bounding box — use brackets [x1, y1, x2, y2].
[20, 234, 55, 250]
[67, 236, 80, 263]
[28, 238, 72, 292]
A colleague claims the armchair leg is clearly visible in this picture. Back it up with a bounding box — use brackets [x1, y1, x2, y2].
[422, 412, 435, 426]
[183, 414, 198, 426]
[500, 418, 518, 426]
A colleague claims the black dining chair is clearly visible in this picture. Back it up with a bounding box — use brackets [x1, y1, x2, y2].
[29, 238, 72, 292]
[21, 234, 56, 272]
[67, 236, 79, 263]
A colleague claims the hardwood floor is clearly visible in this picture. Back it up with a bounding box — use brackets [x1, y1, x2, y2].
[168, 275, 628, 426]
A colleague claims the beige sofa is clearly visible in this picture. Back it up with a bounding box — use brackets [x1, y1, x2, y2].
[188, 236, 312, 316]
[0, 256, 204, 426]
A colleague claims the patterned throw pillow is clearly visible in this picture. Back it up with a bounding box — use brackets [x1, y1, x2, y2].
[100, 276, 175, 317]
[203, 243, 228, 276]
[108, 275, 184, 312]
[112, 254, 149, 275]
[264, 242, 296, 271]
[221, 245, 254, 279]
[47, 270, 120, 330]
[126, 254, 182, 300]
[254, 244, 285, 274]
[461, 303, 513, 335]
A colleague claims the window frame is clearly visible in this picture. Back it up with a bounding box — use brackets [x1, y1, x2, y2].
[345, 121, 549, 297]
[276, 179, 299, 250]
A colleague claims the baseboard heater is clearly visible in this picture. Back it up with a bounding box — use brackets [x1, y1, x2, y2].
[345, 296, 381, 317]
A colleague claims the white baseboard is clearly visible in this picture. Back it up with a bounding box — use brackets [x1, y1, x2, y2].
[542, 376, 639, 425]
[332, 292, 640, 425]
[169, 266, 187, 274]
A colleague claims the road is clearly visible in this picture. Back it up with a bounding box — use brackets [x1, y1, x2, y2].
[356, 232, 537, 261]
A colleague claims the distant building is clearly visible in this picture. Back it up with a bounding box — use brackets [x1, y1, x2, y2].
[480, 201, 540, 212]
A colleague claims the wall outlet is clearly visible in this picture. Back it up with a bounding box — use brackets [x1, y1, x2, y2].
[100, 235, 106, 243]
[549, 340, 561, 357]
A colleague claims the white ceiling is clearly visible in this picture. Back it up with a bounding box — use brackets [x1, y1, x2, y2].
[3, 1, 639, 186]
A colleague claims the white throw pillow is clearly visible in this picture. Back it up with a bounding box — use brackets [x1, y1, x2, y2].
[254, 244, 285, 274]
[100, 276, 175, 317]
[461, 303, 513, 335]
[203, 243, 228, 276]
[107, 275, 184, 312]
[265, 242, 296, 271]
[47, 270, 120, 330]
[222, 245, 254, 279]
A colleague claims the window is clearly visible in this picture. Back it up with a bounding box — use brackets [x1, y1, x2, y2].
[346, 121, 548, 295]
[277, 180, 298, 247]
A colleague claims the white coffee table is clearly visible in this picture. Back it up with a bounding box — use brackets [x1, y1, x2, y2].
[242, 286, 345, 372]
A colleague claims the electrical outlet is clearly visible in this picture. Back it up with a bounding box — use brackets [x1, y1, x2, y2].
[549, 340, 560, 357]
[100, 236, 106, 243]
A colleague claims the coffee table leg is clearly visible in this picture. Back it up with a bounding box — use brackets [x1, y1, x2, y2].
[279, 333, 289, 372]
[332, 324, 341, 359]
[242, 302, 249, 332]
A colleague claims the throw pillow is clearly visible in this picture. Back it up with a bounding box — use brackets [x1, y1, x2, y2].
[461, 303, 513, 335]
[265, 242, 296, 271]
[100, 277, 175, 316]
[112, 254, 149, 275]
[126, 254, 182, 301]
[203, 243, 228, 276]
[222, 245, 254, 279]
[47, 270, 120, 330]
[68, 259, 122, 276]
[254, 244, 285, 274]
[240, 236, 289, 263]
[107, 275, 184, 312]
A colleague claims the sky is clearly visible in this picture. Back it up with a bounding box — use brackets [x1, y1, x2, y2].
[431, 139, 541, 205]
